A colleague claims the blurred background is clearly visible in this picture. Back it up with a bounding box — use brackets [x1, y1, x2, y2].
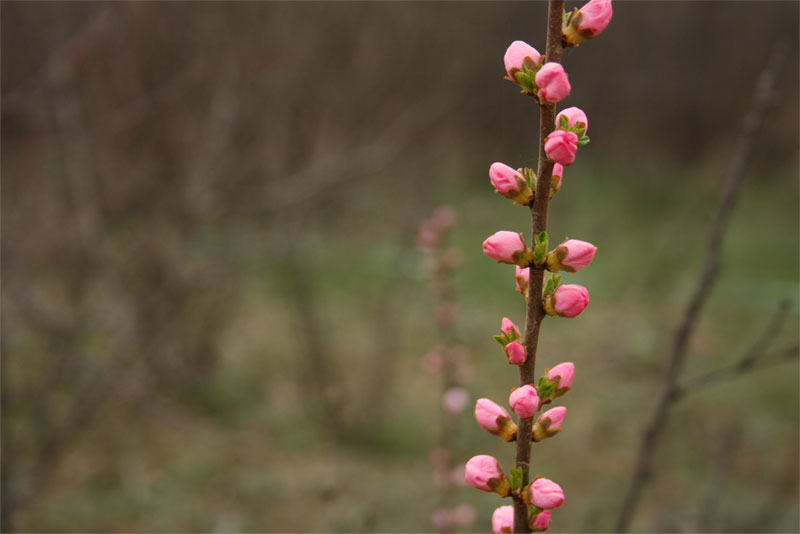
[2, 1, 798, 532]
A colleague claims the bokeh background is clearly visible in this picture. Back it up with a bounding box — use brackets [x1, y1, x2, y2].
[2, 2, 798, 532]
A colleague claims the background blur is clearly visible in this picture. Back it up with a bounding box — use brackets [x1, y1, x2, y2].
[2, 2, 798, 532]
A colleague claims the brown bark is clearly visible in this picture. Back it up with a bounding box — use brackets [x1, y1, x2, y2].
[513, 2, 565, 531]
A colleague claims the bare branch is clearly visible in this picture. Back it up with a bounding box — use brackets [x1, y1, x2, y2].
[614, 43, 786, 533]
[676, 301, 797, 396]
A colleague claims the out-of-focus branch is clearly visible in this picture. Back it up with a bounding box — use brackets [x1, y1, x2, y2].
[614, 43, 786, 533]
[675, 301, 797, 396]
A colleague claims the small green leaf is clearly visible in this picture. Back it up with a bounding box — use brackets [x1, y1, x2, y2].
[559, 115, 569, 129]
[537, 376, 548, 390]
[532, 231, 548, 267]
[494, 335, 506, 346]
[543, 273, 562, 297]
[578, 135, 591, 146]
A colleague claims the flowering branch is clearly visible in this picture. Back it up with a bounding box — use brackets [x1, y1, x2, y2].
[465, 1, 613, 532]
[512, 2, 566, 531]
[614, 43, 786, 533]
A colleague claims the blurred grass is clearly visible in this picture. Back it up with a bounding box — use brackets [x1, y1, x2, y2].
[13, 153, 798, 532]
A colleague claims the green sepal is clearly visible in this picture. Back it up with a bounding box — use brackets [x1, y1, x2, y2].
[522, 57, 538, 71]
[522, 167, 537, 190]
[514, 70, 536, 94]
[536, 375, 556, 402]
[532, 231, 549, 267]
[528, 504, 543, 520]
[494, 335, 507, 346]
[509, 467, 524, 493]
[578, 134, 590, 146]
[543, 273, 561, 297]
[558, 115, 569, 129]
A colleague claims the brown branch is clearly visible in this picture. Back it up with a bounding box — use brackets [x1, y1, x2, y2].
[675, 301, 797, 396]
[514, 2, 564, 531]
[614, 43, 786, 533]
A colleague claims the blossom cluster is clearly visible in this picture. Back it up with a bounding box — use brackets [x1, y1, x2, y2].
[466, 361, 575, 531]
[465, 0, 612, 531]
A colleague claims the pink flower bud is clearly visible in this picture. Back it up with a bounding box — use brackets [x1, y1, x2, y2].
[464, 455, 508, 495]
[504, 341, 527, 365]
[443, 387, 470, 414]
[474, 398, 517, 441]
[550, 163, 564, 197]
[453, 504, 476, 527]
[578, 0, 613, 36]
[552, 163, 564, 181]
[509, 384, 540, 418]
[534, 63, 571, 103]
[482, 231, 529, 264]
[552, 284, 589, 317]
[547, 239, 597, 273]
[529, 477, 564, 509]
[501, 317, 521, 339]
[504, 40, 541, 77]
[556, 106, 589, 133]
[538, 406, 567, 430]
[530, 511, 551, 532]
[515, 265, 530, 296]
[489, 162, 526, 198]
[547, 362, 575, 389]
[491, 505, 514, 533]
[544, 130, 579, 166]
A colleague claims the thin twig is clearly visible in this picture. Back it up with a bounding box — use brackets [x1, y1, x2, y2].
[614, 43, 786, 533]
[514, 2, 564, 531]
[676, 301, 797, 396]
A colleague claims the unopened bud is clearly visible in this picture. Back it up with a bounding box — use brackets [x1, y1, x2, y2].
[534, 63, 571, 104]
[509, 384, 540, 418]
[515, 265, 530, 297]
[504, 40, 542, 94]
[544, 130, 579, 166]
[543, 284, 589, 317]
[504, 341, 527, 365]
[501, 317, 521, 340]
[563, 0, 613, 47]
[530, 511, 552, 532]
[475, 398, 518, 441]
[491, 505, 515, 533]
[547, 362, 575, 391]
[556, 106, 588, 134]
[550, 163, 563, 198]
[464, 455, 511, 497]
[545, 239, 597, 273]
[483, 231, 532, 265]
[528, 477, 564, 510]
[533, 406, 567, 441]
[490, 162, 534, 205]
